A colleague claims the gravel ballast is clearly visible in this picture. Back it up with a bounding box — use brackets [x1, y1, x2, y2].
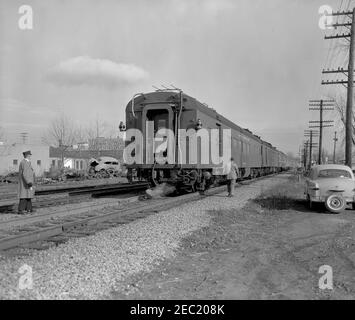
[0, 175, 287, 299]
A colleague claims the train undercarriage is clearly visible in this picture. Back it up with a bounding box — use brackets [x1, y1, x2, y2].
[126, 166, 287, 193]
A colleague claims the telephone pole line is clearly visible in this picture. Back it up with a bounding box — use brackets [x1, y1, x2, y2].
[333, 131, 338, 164]
[20, 132, 28, 144]
[304, 130, 319, 169]
[303, 141, 309, 169]
[347, 8, 355, 167]
[309, 99, 334, 164]
[322, 8, 355, 167]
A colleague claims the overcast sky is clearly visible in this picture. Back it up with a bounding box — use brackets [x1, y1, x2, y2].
[0, 0, 353, 156]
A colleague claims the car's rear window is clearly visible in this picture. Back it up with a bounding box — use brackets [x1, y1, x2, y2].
[317, 169, 352, 178]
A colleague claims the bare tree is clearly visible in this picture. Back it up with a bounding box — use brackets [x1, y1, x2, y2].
[89, 117, 113, 138]
[330, 93, 355, 146]
[42, 114, 77, 168]
[74, 126, 88, 145]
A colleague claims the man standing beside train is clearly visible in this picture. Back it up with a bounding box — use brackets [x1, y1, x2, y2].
[226, 157, 239, 197]
[18, 150, 36, 214]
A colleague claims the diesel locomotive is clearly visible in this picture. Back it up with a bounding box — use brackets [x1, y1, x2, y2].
[119, 90, 293, 192]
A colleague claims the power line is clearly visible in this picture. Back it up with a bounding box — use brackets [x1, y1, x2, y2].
[322, 8, 355, 167]
[20, 132, 28, 144]
[309, 99, 334, 164]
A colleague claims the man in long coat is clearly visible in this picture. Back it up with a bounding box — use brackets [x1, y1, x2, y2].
[18, 150, 35, 214]
[225, 157, 239, 197]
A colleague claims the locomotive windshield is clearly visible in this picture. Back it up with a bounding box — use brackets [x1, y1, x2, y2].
[146, 109, 169, 134]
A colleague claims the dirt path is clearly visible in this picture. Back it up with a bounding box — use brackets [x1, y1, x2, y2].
[109, 174, 355, 300]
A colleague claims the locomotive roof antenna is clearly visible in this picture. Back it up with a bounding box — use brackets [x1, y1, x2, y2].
[170, 84, 181, 91]
[152, 85, 165, 92]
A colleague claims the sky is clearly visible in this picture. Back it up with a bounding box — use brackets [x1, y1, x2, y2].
[0, 0, 353, 156]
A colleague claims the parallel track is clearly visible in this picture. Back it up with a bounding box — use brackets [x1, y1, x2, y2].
[0, 182, 149, 213]
[0, 173, 279, 252]
[0, 179, 128, 199]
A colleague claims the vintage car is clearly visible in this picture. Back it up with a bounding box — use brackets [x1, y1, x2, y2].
[305, 164, 355, 213]
[88, 156, 121, 177]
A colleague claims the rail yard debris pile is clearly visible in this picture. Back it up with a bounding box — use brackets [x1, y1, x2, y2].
[0, 175, 286, 299]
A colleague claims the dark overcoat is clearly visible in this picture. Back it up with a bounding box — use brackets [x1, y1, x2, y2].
[18, 159, 35, 199]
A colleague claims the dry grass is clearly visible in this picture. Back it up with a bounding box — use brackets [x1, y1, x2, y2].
[254, 174, 306, 211]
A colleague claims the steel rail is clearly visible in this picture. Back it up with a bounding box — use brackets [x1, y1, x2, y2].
[0, 173, 281, 251]
[0, 182, 149, 212]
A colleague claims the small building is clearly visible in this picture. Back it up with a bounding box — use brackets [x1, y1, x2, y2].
[49, 147, 123, 171]
[0, 143, 50, 176]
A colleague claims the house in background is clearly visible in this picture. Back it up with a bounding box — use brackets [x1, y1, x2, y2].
[0, 139, 124, 176]
[0, 143, 50, 176]
[49, 147, 90, 171]
[49, 146, 123, 171]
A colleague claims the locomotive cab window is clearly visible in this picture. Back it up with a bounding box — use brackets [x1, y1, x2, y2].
[146, 109, 169, 134]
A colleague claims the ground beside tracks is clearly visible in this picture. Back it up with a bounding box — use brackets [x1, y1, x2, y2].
[1, 173, 354, 299]
[0, 174, 283, 299]
[109, 174, 355, 300]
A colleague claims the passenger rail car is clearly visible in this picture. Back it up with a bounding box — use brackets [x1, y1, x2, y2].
[120, 90, 292, 192]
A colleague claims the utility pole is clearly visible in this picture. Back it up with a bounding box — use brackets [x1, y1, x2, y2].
[333, 131, 338, 163]
[303, 141, 309, 169]
[322, 8, 355, 167]
[309, 99, 334, 164]
[309, 131, 314, 169]
[347, 9, 355, 167]
[304, 130, 319, 170]
[20, 132, 28, 144]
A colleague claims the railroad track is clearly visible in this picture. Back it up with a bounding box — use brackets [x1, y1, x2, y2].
[0, 173, 281, 252]
[0, 182, 149, 213]
[0, 179, 130, 200]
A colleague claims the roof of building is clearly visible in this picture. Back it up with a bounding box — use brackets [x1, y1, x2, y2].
[49, 147, 123, 160]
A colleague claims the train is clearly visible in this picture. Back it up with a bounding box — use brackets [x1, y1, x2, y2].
[119, 90, 295, 192]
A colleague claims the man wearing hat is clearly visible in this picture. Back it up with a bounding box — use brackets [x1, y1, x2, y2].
[225, 157, 239, 197]
[18, 150, 36, 214]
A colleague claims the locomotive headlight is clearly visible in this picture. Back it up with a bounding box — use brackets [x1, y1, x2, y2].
[196, 119, 202, 130]
[119, 121, 126, 132]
